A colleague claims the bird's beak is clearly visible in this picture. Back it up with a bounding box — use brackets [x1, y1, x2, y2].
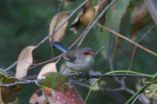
[90, 52, 96, 56]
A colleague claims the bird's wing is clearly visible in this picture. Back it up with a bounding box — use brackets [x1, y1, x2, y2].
[52, 42, 68, 53]
[62, 51, 76, 63]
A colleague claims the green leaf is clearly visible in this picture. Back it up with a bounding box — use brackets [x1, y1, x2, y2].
[0, 70, 16, 83]
[95, 27, 109, 52]
[40, 72, 69, 92]
[105, 0, 131, 31]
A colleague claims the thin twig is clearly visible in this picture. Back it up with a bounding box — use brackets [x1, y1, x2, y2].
[29, 54, 62, 70]
[69, 0, 116, 49]
[125, 72, 157, 104]
[137, 26, 154, 43]
[120, 25, 154, 93]
[105, 83, 149, 104]
[0, 72, 151, 87]
[98, 24, 153, 102]
[66, 73, 151, 79]
[107, 36, 121, 83]
[27, 45, 104, 70]
[127, 26, 154, 70]
[29, 1, 115, 70]
[77, 0, 116, 47]
[71, 80, 90, 88]
[5, 62, 17, 71]
[4, 0, 88, 71]
[35, 0, 89, 49]
[0, 69, 13, 77]
[96, 46, 105, 56]
[97, 24, 157, 57]
[29, 45, 104, 70]
[0, 79, 41, 87]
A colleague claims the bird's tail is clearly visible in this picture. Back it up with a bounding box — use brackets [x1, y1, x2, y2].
[52, 42, 68, 53]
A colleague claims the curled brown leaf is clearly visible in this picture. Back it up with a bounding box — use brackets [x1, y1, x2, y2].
[15, 46, 35, 79]
[70, 0, 94, 34]
[49, 12, 69, 42]
[37, 63, 57, 80]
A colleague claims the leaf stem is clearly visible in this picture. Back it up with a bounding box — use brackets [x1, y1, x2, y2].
[106, 70, 153, 78]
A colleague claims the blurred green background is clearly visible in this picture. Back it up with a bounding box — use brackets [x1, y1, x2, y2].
[1, 0, 157, 104]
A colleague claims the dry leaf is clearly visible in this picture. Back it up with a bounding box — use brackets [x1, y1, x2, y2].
[1, 86, 21, 103]
[131, 3, 147, 38]
[131, 4, 147, 24]
[49, 12, 69, 42]
[95, 0, 109, 13]
[0, 78, 21, 104]
[0, 88, 4, 104]
[37, 63, 57, 80]
[70, 0, 94, 34]
[7, 98, 18, 104]
[15, 46, 35, 79]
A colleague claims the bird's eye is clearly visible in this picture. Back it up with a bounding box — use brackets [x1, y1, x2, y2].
[82, 51, 95, 56]
[83, 52, 90, 55]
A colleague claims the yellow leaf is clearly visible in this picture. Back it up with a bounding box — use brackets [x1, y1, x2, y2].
[71, 0, 94, 33]
[15, 46, 35, 79]
[37, 63, 57, 80]
[79, 1, 94, 25]
[49, 12, 69, 42]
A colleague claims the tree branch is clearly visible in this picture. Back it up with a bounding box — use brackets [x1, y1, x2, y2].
[4, 0, 89, 71]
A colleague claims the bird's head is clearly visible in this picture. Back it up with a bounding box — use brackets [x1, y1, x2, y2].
[64, 47, 95, 71]
[80, 47, 96, 57]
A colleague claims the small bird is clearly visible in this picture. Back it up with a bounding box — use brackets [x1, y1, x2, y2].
[52, 42, 95, 74]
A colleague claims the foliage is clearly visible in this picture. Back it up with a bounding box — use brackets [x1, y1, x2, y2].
[0, 0, 157, 104]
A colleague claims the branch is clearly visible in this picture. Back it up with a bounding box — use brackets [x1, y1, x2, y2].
[66, 73, 152, 79]
[35, 0, 89, 49]
[69, 0, 116, 48]
[4, 0, 89, 71]
[0, 79, 41, 87]
[125, 73, 157, 104]
[0, 72, 152, 87]
[97, 24, 157, 57]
